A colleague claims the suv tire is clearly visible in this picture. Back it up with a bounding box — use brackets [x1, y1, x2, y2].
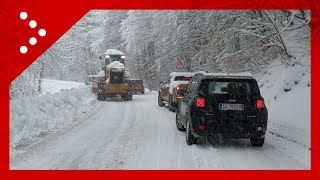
[250, 137, 265, 147]
[176, 111, 186, 131]
[158, 93, 165, 107]
[186, 119, 196, 145]
[168, 94, 175, 112]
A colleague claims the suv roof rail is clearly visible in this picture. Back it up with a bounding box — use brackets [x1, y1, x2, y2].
[194, 71, 206, 76]
[169, 72, 196, 77]
[206, 72, 253, 78]
[193, 71, 253, 78]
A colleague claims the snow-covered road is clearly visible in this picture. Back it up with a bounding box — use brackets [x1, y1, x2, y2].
[10, 92, 310, 170]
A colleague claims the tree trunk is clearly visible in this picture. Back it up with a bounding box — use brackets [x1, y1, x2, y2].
[38, 59, 45, 94]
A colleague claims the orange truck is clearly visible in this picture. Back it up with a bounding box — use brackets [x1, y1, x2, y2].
[158, 72, 195, 111]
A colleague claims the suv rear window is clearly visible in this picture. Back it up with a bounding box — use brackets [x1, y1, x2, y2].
[174, 76, 192, 81]
[132, 80, 143, 84]
[200, 78, 260, 96]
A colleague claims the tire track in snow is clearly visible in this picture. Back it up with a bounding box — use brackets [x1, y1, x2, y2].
[190, 143, 227, 169]
[101, 101, 141, 169]
[257, 134, 309, 169]
[159, 106, 184, 169]
[122, 96, 186, 169]
[123, 101, 158, 169]
[175, 132, 184, 169]
[268, 131, 310, 149]
[156, 110, 161, 169]
[124, 100, 171, 169]
[191, 145, 203, 168]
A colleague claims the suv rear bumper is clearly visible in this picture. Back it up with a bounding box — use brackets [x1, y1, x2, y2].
[192, 123, 267, 138]
[190, 113, 267, 138]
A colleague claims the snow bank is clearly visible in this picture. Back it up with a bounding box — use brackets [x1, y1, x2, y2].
[255, 59, 310, 147]
[10, 86, 97, 148]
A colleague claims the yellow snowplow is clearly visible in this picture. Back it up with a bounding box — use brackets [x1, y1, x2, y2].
[96, 49, 133, 101]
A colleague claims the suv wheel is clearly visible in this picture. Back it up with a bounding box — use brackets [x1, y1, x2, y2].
[186, 119, 196, 145]
[168, 94, 175, 112]
[158, 94, 165, 107]
[250, 137, 265, 147]
[176, 111, 186, 131]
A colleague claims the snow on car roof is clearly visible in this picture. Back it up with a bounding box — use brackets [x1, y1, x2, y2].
[104, 49, 125, 56]
[196, 71, 253, 78]
[169, 72, 195, 77]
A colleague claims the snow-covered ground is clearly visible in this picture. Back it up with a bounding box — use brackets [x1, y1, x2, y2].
[10, 79, 310, 169]
[255, 59, 310, 148]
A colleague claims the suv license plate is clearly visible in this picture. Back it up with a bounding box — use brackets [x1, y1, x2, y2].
[219, 103, 244, 111]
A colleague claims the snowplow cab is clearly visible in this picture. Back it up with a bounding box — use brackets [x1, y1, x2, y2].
[97, 49, 133, 101]
[103, 51, 125, 66]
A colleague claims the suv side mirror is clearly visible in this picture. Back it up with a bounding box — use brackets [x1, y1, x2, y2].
[177, 89, 185, 96]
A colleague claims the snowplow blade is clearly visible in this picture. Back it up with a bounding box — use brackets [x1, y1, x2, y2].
[104, 84, 129, 94]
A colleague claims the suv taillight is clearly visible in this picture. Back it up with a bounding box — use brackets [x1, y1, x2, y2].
[195, 97, 205, 107]
[257, 100, 264, 109]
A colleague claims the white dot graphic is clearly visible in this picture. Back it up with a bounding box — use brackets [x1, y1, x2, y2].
[29, 20, 37, 28]
[20, 46, 28, 54]
[29, 37, 37, 45]
[38, 29, 46, 37]
[20, 12, 28, 20]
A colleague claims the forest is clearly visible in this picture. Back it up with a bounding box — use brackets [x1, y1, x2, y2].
[10, 10, 310, 99]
